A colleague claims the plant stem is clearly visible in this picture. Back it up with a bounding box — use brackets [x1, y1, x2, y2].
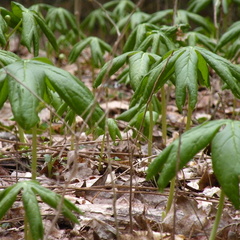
[17, 124, 25, 143]
[162, 177, 176, 219]
[209, 190, 225, 240]
[5, 19, 22, 42]
[148, 102, 153, 159]
[161, 86, 167, 145]
[186, 104, 193, 131]
[31, 125, 37, 180]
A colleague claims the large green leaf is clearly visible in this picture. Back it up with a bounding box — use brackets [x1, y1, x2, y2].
[175, 47, 198, 111]
[129, 52, 160, 90]
[41, 62, 105, 129]
[5, 60, 45, 130]
[212, 121, 240, 209]
[0, 59, 105, 130]
[146, 119, 229, 189]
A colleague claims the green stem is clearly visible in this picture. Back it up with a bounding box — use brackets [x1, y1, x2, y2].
[31, 125, 37, 180]
[17, 124, 25, 143]
[186, 104, 193, 131]
[148, 102, 153, 159]
[162, 177, 176, 219]
[209, 190, 225, 240]
[161, 87, 167, 145]
[5, 19, 22, 42]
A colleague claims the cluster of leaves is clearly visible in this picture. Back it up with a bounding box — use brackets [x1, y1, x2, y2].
[1, 0, 240, 238]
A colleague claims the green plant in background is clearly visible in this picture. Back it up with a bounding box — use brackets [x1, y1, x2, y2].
[0, 1, 58, 56]
[69, 36, 112, 68]
[149, 9, 214, 34]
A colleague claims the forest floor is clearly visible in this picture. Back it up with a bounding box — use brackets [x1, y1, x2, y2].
[1, 47, 240, 240]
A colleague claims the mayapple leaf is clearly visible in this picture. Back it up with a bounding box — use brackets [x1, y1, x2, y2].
[0, 79, 8, 109]
[0, 14, 7, 46]
[4, 60, 46, 130]
[93, 51, 137, 88]
[129, 52, 157, 90]
[107, 118, 122, 142]
[0, 183, 22, 220]
[11, 2, 58, 56]
[146, 120, 229, 190]
[130, 48, 185, 109]
[69, 37, 112, 67]
[41, 62, 106, 129]
[45, 7, 78, 34]
[196, 46, 240, 98]
[216, 21, 240, 51]
[187, 0, 211, 13]
[22, 182, 44, 240]
[123, 23, 160, 52]
[212, 121, 240, 209]
[0, 50, 21, 66]
[33, 183, 81, 223]
[0, 59, 105, 130]
[175, 47, 198, 111]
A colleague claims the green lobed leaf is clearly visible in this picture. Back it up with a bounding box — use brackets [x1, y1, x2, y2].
[68, 38, 92, 63]
[3, 60, 46, 130]
[212, 121, 240, 209]
[41, 62, 105, 129]
[93, 51, 137, 88]
[21, 11, 39, 56]
[187, 0, 211, 13]
[175, 47, 198, 111]
[0, 78, 8, 109]
[130, 48, 185, 109]
[0, 14, 7, 46]
[0, 183, 22, 220]
[196, 50, 210, 87]
[129, 52, 153, 90]
[33, 184, 81, 223]
[22, 181, 44, 240]
[107, 118, 122, 141]
[196, 46, 240, 98]
[0, 50, 21, 67]
[216, 21, 240, 51]
[146, 120, 229, 189]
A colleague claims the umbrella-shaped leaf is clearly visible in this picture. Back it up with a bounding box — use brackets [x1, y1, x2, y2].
[22, 182, 44, 240]
[11, 2, 58, 56]
[146, 119, 229, 189]
[69, 37, 111, 68]
[212, 121, 240, 209]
